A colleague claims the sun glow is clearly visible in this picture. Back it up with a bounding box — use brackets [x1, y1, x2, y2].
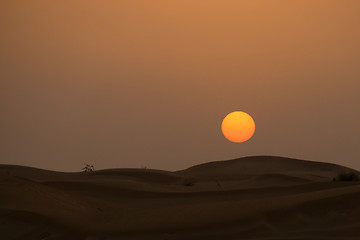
[221, 111, 255, 143]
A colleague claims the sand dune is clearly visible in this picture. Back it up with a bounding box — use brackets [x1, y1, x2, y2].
[1, 156, 360, 239]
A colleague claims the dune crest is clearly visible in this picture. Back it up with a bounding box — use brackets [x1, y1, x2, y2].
[1, 156, 360, 240]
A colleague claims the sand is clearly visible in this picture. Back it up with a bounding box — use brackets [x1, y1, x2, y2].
[1, 156, 360, 240]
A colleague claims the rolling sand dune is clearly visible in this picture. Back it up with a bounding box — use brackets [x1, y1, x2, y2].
[1, 156, 360, 240]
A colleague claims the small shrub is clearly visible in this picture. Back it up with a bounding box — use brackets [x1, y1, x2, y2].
[336, 172, 359, 182]
[82, 163, 94, 172]
[183, 179, 195, 187]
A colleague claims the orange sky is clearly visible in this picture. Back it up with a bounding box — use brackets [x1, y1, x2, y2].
[1, 0, 359, 171]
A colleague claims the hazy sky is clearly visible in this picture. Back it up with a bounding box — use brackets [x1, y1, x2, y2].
[1, 0, 359, 171]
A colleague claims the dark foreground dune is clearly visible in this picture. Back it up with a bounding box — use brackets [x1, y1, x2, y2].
[1, 156, 360, 240]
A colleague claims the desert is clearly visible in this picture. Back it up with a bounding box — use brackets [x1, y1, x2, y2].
[1, 156, 360, 240]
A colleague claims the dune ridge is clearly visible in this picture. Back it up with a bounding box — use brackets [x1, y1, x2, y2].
[1, 156, 360, 240]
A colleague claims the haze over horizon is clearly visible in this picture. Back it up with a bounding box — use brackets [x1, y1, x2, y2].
[1, 1, 359, 172]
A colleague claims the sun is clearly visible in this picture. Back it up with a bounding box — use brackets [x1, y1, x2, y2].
[221, 111, 255, 143]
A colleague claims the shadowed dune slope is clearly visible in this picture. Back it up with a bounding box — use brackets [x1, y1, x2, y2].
[1, 156, 360, 240]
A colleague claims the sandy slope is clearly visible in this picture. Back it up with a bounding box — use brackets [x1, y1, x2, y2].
[1, 156, 360, 240]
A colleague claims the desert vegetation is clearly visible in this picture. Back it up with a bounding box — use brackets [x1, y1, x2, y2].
[183, 179, 195, 186]
[334, 172, 359, 181]
[82, 163, 94, 172]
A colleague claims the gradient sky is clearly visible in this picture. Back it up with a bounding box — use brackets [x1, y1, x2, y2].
[1, 0, 359, 171]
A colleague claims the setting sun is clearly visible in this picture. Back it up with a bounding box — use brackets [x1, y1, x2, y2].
[221, 111, 255, 143]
